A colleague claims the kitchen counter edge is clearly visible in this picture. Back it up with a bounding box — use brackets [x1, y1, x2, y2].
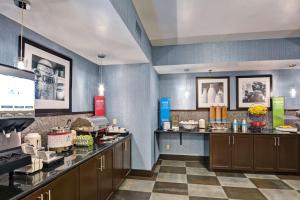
[11, 134, 132, 200]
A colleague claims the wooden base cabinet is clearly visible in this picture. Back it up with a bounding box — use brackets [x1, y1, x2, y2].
[123, 138, 131, 176]
[231, 135, 253, 171]
[254, 135, 299, 173]
[113, 142, 124, 190]
[253, 135, 277, 172]
[79, 157, 98, 200]
[210, 134, 231, 170]
[23, 167, 79, 200]
[210, 134, 253, 171]
[98, 148, 113, 200]
[23, 137, 132, 200]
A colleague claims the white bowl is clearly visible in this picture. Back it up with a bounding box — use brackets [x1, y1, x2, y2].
[180, 122, 198, 130]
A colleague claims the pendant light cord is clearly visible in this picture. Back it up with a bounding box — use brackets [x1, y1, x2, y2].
[100, 58, 103, 84]
[20, 0, 24, 60]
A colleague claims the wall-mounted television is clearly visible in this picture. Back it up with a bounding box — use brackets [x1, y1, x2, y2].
[0, 64, 35, 115]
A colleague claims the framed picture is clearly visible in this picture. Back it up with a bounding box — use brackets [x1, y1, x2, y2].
[196, 77, 230, 109]
[19, 37, 72, 115]
[236, 75, 272, 109]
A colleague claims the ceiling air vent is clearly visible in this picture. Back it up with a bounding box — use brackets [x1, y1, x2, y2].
[135, 20, 142, 41]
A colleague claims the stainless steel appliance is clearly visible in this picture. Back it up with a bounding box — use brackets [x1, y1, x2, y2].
[71, 116, 109, 133]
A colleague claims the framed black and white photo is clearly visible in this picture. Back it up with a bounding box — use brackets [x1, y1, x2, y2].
[196, 77, 230, 109]
[236, 75, 272, 109]
[20, 37, 72, 115]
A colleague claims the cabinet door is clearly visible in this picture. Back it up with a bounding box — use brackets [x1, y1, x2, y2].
[253, 135, 277, 172]
[123, 138, 131, 176]
[277, 135, 299, 172]
[45, 167, 79, 200]
[210, 134, 231, 170]
[231, 135, 253, 171]
[100, 148, 113, 200]
[113, 142, 124, 190]
[22, 188, 44, 200]
[80, 156, 98, 200]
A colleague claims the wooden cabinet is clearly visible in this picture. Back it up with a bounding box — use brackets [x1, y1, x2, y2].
[253, 134, 299, 173]
[113, 142, 124, 190]
[231, 135, 253, 170]
[79, 156, 98, 200]
[123, 138, 131, 176]
[23, 167, 79, 200]
[210, 134, 231, 170]
[253, 135, 277, 172]
[22, 187, 44, 200]
[98, 148, 113, 200]
[23, 137, 132, 200]
[277, 135, 299, 172]
[46, 167, 79, 200]
[210, 134, 253, 171]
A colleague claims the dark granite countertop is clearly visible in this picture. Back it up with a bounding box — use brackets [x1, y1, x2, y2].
[0, 134, 131, 200]
[155, 129, 299, 135]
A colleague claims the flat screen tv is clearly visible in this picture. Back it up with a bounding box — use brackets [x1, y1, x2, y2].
[0, 64, 35, 112]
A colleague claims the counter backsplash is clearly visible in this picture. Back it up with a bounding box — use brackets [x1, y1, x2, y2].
[171, 110, 298, 129]
[22, 113, 93, 146]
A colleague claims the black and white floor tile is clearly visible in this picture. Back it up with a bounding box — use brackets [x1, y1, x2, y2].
[112, 158, 300, 200]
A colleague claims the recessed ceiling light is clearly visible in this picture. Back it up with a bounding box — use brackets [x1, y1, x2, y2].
[184, 68, 190, 72]
[208, 69, 213, 73]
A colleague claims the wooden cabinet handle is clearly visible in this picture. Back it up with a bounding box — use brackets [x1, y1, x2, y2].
[232, 136, 234, 145]
[274, 137, 277, 146]
[228, 136, 231, 145]
[45, 190, 51, 200]
[36, 194, 43, 200]
[103, 155, 105, 170]
[98, 156, 103, 172]
[278, 137, 280, 146]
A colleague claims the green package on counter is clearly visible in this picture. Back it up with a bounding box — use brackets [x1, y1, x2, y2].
[75, 135, 94, 147]
[272, 97, 285, 128]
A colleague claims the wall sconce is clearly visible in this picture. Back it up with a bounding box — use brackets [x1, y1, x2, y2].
[289, 88, 297, 98]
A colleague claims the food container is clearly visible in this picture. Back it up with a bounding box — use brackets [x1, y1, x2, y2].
[180, 120, 198, 130]
[48, 123, 73, 152]
[199, 119, 206, 129]
[163, 122, 171, 130]
[74, 135, 94, 147]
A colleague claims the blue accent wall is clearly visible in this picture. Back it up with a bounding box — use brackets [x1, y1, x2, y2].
[153, 38, 300, 66]
[109, 0, 152, 61]
[103, 63, 159, 170]
[159, 69, 300, 110]
[0, 14, 99, 112]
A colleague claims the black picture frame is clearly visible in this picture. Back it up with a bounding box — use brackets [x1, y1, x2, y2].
[236, 75, 273, 110]
[196, 76, 230, 110]
[19, 36, 73, 116]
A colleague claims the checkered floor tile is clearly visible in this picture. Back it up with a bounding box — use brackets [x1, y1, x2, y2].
[112, 158, 300, 200]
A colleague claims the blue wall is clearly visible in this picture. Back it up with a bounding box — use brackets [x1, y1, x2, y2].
[109, 0, 152, 61]
[103, 63, 159, 170]
[0, 14, 99, 112]
[159, 69, 300, 110]
[153, 38, 300, 66]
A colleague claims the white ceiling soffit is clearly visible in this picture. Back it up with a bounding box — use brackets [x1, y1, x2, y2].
[133, 0, 300, 46]
[0, 0, 148, 65]
[154, 60, 300, 74]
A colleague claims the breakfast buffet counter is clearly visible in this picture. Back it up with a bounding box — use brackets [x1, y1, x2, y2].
[155, 129, 300, 173]
[154, 128, 299, 135]
[0, 134, 131, 200]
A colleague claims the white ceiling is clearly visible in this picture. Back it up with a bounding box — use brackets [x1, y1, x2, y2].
[154, 60, 300, 74]
[133, 0, 300, 46]
[0, 0, 148, 65]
